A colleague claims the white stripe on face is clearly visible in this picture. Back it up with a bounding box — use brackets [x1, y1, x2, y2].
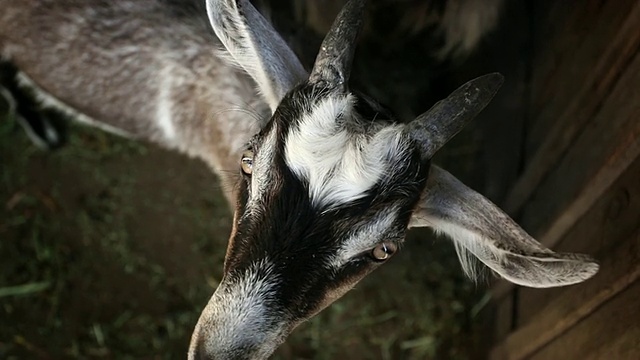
[252, 125, 278, 195]
[284, 94, 405, 208]
[330, 207, 400, 268]
[245, 124, 279, 214]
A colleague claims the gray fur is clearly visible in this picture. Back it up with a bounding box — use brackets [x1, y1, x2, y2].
[0, 1, 598, 359]
[205, 0, 306, 111]
[0, 0, 267, 181]
[409, 166, 600, 287]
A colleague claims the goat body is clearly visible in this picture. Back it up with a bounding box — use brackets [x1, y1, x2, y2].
[0, 1, 599, 359]
[1, 0, 265, 175]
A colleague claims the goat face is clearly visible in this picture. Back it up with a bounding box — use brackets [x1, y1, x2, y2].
[192, 82, 429, 358]
[190, 1, 598, 358]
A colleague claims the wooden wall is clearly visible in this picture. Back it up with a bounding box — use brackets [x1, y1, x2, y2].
[486, 0, 640, 358]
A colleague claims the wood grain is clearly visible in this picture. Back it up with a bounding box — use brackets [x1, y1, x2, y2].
[517, 155, 640, 326]
[529, 280, 640, 360]
[490, 228, 640, 360]
[505, 0, 640, 215]
[492, 51, 640, 301]
[519, 52, 640, 247]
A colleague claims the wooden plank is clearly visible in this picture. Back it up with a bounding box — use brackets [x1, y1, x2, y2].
[520, 51, 640, 245]
[490, 228, 640, 360]
[529, 280, 640, 360]
[526, 0, 639, 159]
[492, 53, 640, 301]
[516, 153, 640, 326]
[586, 326, 640, 360]
[493, 291, 514, 343]
[505, 0, 640, 215]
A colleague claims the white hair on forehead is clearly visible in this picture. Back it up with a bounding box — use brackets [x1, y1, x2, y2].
[284, 94, 407, 207]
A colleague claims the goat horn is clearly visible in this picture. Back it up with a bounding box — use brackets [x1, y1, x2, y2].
[308, 0, 366, 90]
[405, 73, 504, 160]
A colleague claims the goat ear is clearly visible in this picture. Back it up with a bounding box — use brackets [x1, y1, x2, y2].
[409, 165, 599, 288]
[206, 0, 307, 111]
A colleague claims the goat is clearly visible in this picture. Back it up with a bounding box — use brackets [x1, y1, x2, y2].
[0, 0, 599, 358]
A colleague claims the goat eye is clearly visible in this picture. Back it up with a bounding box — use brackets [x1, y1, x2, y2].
[371, 241, 397, 261]
[240, 150, 254, 175]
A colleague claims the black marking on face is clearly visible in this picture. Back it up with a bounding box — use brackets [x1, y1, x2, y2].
[223, 83, 431, 321]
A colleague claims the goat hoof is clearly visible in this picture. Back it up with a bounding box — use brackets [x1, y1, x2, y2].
[16, 112, 66, 150]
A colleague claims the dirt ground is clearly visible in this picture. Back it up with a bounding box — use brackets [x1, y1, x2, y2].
[0, 119, 486, 359]
[0, 1, 504, 359]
